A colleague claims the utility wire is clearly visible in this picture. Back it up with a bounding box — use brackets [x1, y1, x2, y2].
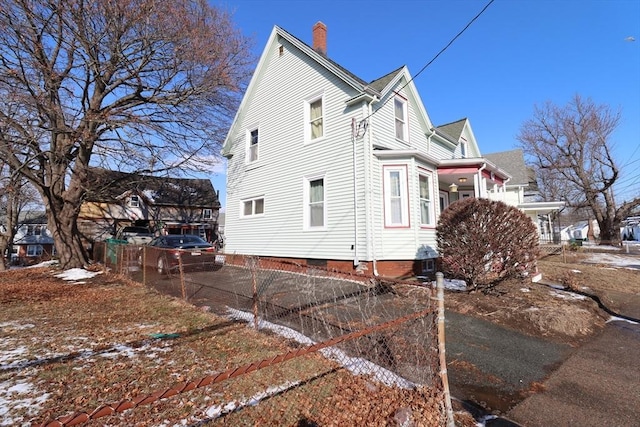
[366, 0, 495, 120]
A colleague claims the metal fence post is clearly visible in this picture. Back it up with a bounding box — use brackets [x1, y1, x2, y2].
[178, 252, 186, 300]
[436, 272, 455, 427]
[251, 256, 258, 330]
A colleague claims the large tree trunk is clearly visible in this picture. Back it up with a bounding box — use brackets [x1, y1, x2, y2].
[45, 199, 88, 269]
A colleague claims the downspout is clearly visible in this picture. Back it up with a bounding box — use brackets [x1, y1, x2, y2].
[351, 118, 359, 267]
[364, 99, 379, 276]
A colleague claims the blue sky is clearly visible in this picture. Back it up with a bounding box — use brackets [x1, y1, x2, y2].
[208, 0, 640, 209]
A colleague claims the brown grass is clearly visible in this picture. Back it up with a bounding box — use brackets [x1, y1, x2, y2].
[0, 267, 445, 426]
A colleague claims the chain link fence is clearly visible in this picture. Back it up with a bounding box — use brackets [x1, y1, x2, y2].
[91, 241, 452, 425]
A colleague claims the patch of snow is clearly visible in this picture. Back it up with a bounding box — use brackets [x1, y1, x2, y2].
[520, 288, 531, 293]
[226, 307, 415, 389]
[549, 290, 588, 301]
[203, 381, 301, 420]
[0, 379, 49, 426]
[607, 316, 639, 325]
[54, 268, 102, 281]
[571, 269, 582, 273]
[583, 253, 640, 270]
[0, 322, 35, 331]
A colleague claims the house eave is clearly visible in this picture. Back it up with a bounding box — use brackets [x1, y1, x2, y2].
[373, 149, 440, 166]
[518, 201, 566, 214]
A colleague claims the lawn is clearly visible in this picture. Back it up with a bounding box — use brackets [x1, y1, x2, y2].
[0, 267, 444, 426]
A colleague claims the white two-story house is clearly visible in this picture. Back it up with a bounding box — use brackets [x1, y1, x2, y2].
[222, 22, 558, 278]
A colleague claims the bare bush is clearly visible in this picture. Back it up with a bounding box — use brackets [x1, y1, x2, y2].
[436, 198, 540, 292]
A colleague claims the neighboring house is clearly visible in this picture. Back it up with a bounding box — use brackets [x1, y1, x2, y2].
[484, 149, 565, 243]
[79, 168, 221, 245]
[12, 211, 55, 265]
[622, 216, 639, 241]
[221, 22, 555, 278]
[560, 220, 600, 242]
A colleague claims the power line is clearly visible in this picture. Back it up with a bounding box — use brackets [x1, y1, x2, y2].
[366, 0, 495, 120]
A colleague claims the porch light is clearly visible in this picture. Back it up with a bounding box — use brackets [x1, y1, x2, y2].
[449, 182, 458, 193]
[458, 177, 467, 183]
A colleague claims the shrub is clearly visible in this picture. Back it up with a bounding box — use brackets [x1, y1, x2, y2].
[436, 198, 540, 292]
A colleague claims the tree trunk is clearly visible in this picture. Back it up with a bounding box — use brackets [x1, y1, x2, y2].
[47, 204, 89, 269]
[598, 218, 621, 246]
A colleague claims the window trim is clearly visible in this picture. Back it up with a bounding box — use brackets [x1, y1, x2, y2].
[439, 190, 449, 214]
[303, 174, 326, 231]
[421, 259, 435, 273]
[394, 96, 409, 142]
[383, 165, 410, 228]
[418, 171, 435, 227]
[246, 126, 259, 164]
[240, 197, 265, 218]
[304, 93, 325, 144]
[202, 208, 212, 220]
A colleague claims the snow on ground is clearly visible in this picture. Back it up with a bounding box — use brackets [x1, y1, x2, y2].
[54, 268, 102, 282]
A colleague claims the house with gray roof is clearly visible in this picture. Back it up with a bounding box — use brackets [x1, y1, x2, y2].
[484, 149, 565, 242]
[221, 22, 550, 278]
[11, 211, 55, 265]
[78, 168, 221, 245]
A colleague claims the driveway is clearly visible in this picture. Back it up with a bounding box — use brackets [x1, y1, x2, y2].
[507, 320, 640, 427]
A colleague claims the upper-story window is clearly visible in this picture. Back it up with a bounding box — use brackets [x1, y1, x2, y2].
[419, 173, 433, 226]
[383, 165, 409, 228]
[128, 195, 140, 208]
[202, 208, 212, 220]
[305, 94, 324, 142]
[26, 225, 43, 236]
[460, 139, 467, 158]
[394, 97, 408, 141]
[247, 128, 259, 163]
[304, 175, 326, 229]
[241, 197, 264, 217]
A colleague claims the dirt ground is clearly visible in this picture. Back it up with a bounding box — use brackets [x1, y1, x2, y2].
[445, 251, 640, 347]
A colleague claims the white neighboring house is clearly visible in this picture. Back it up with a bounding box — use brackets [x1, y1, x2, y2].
[560, 220, 601, 242]
[622, 216, 640, 241]
[222, 22, 556, 278]
[12, 211, 56, 265]
[484, 149, 565, 243]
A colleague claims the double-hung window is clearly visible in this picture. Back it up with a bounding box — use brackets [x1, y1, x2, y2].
[202, 208, 212, 220]
[27, 245, 43, 257]
[305, 94, 324, 142]
[128, 195, 139, 208]
[383, 166, 409, 227]
[305, 175, 325, 229]
[419, 173, 433, 226]
[247, 128, 259, 162]
[394, 97, 408, 141]
[241, 197, 264, 217]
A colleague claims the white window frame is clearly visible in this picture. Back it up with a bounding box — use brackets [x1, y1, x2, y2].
[240, 197, 265, 217]
[304, 93, 325, 143]
[460, 139, 467, 158]
[246, 127, 259, 163]
[303, 174, 326, 230]
[419, 172, 434, 227]
[394, 96, 408, 142]
[383, 165, 409, 228]
[128, 195, 140, 208]
[27, 245, 43, 257]
[202, 208, 212, 220]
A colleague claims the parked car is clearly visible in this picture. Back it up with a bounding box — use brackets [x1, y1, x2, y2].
[115, 226, 154, 245]
[141, 234, 217, 274]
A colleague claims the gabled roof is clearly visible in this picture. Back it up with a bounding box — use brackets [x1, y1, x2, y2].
[84, 168, 220, 208]
[436, 118, 468, 142]
[222, 25, 439, 155]
[484, 149, 531, 187]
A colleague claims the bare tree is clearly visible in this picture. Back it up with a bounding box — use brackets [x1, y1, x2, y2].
[0, 0, 253, 268]
[0, 163, 38, 271]
[517, 95, 640, 245]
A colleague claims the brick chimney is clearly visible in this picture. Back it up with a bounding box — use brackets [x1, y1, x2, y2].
[312, 21, 327, 55]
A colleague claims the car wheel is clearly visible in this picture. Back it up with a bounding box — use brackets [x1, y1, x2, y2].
[157, 257, 167, 275]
